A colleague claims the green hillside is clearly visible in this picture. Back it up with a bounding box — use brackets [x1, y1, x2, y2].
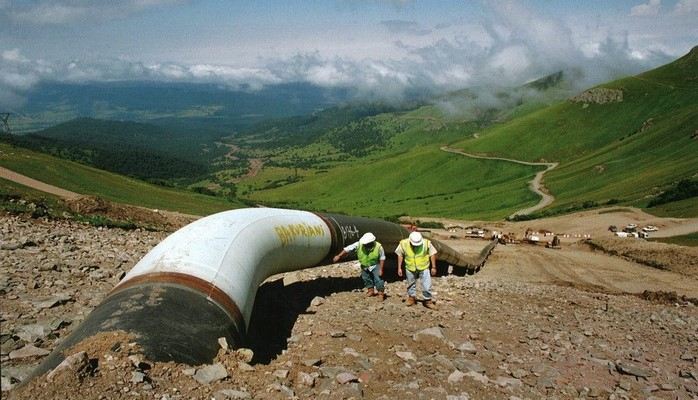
[0, 142, 245, 216]
[233, 47, 698, 220]
[7, 118, 225, 184]
[450, 47, 698, 216]
[2, 48, 696, 222]
[233, 107, 547, 219]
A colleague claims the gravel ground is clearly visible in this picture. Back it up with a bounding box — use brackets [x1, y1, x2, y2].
[2, 210, 697, 400]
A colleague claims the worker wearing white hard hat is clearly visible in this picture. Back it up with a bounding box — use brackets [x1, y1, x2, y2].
[395, 231, 438, 309]
[333, 232, 387, 301]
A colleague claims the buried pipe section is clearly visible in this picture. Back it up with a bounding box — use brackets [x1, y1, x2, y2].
[21, 207, 479, 384]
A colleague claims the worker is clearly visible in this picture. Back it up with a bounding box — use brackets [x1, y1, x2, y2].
[395, 231, 438, 309]
[333, 232, 386, 301]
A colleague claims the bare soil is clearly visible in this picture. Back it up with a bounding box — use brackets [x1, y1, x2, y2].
[63, 195, 199, 232]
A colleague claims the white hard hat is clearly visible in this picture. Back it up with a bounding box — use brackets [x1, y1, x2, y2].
[409, 231, 423, 246]
[359, 232, 376, 245]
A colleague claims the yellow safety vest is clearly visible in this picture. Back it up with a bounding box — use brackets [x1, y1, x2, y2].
[357, 242, 382, 268]
[400, 238, 431, 272]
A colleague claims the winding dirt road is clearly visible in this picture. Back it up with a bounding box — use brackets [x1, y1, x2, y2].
[441, 146, 557, 217]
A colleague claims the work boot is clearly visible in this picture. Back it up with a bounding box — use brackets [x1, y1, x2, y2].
[424, 299, 436, 309]
[366, 288, 375, 297]
[405, 296, 416, 307]
[377, 291, 385, 301]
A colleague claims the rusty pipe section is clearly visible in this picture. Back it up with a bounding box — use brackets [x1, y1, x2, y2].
[22, 207, 474, 384]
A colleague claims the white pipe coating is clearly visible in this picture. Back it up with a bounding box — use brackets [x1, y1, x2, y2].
[118, 208, 332, 325]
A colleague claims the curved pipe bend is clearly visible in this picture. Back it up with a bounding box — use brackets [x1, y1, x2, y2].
[23, 207, 478, 384]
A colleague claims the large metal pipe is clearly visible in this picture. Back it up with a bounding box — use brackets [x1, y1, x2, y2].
[21, 207, 478, 384]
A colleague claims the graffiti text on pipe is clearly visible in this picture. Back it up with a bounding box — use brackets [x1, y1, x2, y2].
[338, 225, 360, 242]
[275, 223, 326, 246]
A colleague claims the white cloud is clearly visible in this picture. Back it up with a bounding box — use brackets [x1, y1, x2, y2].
[2, 48, 29, 63]
[630, 0, 662, 16]
[381, 20, 431, 36]
[0, 0, 688, 110]
[6, 0, 189, 25]
[489, 46, 531, 79]
[673, 0, 698, 13]
[0, 49, 39, 109]
[1, 70, 38, 91]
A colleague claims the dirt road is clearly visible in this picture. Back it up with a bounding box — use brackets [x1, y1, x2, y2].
[441, 237, 698, 298]
[440, 147, 557, 217]
[0, 167, 82, 199]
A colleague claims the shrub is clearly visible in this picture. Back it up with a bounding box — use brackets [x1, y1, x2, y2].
[648, 178, 698, 207]
[419, 221, 445, 229]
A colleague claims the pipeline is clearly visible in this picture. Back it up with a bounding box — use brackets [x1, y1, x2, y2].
[21, 207, 481, 384]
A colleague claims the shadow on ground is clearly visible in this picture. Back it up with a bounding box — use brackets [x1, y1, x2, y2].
[245, 258, 471, 364]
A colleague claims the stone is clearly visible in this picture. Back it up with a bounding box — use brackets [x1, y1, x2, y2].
[413, 326, 445, 341]
[216, 389, 251, 399]
[46, 351, 90, 381]
[336, 372, 358, 384]
[396, 351, 417, 362]
[616, 362, 654, 378]
[453, 358, 485, 374]
[131, 371, 147, 383]
[274, 369, 289, 379]
[303, 359, 322, 367]
[297, 371, 316, 387]
[9, 344, 50, 360]
[448, 369, 466, 383]
[237, 362, 255, 372]
[458, 341, 477, 354]
[310, 296, 325, 307]
[235, 348, 254, 363]
[465, 371, 489, 384]
[194, 363, 228, 384]
[494, 376, 522, 388]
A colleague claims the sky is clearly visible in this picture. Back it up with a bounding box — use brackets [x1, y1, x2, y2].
[1, 0, 697, 109]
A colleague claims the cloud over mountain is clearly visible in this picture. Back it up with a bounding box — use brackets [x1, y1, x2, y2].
[0, 0, 694, 110]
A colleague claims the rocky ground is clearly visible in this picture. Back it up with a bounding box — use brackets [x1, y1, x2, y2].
[2, 207, 698, 400]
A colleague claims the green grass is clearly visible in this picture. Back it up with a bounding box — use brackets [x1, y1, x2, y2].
[236, 74, 697, 219]
[0, 178, 71, 215]
[649, 233, 698, 247]
[239, 81, 697, 219]
[0, 179, 146, 229]
[645, 197, 698, 219]
[0, 142, 244, 216]
[246, 144, 542, 220]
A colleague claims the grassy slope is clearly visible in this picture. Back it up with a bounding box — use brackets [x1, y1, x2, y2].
[449, 50, 698, 214]
[0, 142, 244, 216]
[242, 48, 698, 220]
[243, 111, 542, 220]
